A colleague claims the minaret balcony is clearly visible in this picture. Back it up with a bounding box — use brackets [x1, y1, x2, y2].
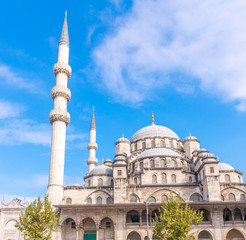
[87, 142, 98, 150]
[49, 109, 70, 125]
[53, 62, 71, 78]
[51, 86, 71, 102]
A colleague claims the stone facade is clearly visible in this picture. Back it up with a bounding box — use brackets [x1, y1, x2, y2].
[1, 13, 246, 240]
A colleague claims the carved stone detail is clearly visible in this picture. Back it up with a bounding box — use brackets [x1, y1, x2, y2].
[53, 62, 72, 78]
[49, 110, 70, 125]
[51, 86, 71, 102]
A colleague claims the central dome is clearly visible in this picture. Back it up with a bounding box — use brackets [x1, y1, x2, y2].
[130, 124, 179, 142]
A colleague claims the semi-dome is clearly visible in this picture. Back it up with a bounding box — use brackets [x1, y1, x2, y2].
[136, 147, 181, 161]
[131, 125, 179, 142]
[218, 162, 235, 171]
[88, 165, 113, 176]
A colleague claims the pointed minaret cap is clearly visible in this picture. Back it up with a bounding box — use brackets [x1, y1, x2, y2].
[151, 112, 155, 125]
[90, 106, 96, 129]
[59, 11, 69, 46]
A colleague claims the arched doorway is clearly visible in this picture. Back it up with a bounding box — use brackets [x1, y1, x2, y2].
[83, 218, 97, 240]
[127, 231, 141, 240]
[62, 218, 76, 240]
[198, 230, 213, 240]
[4, 219, 20, 240]
[226, 229, 245, 240]
[99, 217, 114, 240]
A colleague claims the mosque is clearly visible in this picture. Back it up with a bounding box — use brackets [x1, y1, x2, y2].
[1, 13, 246, 240]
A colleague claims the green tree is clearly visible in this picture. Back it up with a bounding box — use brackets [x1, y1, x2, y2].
[153, 194, 203, 240]
[15, 195, 59, 240]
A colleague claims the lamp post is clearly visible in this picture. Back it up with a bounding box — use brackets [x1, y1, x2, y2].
[144, 201, 153, 240]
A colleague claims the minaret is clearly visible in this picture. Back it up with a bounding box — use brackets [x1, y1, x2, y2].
[47, 12, 71, 205]
[87, 107, 98, 172]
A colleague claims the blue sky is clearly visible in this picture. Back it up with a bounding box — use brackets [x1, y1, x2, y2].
[1, 0, 246, 202]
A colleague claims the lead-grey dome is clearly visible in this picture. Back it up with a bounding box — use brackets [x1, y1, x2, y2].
[136, 148, 181, 161]
[131, 125, 179, 142]
[88, 165, 113, 176]
[218, 163, 235, 171]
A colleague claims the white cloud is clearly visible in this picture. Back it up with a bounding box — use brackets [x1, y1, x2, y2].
[0, 100, 25, 119]
[0, 64, 45, 94]
[93, 0, 246, 109]
[0, 119, 51, 146]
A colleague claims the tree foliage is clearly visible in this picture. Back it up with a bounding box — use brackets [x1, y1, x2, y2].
[153, 194, 203, 240]
[15, 195, 59, 240]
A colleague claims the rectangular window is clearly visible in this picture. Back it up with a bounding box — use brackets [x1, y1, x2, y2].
[106, 222, 111, 228]
[118, 170, 122, 176]
[210, 167, 214, 173]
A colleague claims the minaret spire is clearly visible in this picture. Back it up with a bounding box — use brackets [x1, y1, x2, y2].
[59, 11, 69, 46]
[90, 106, 96, 129]
[87, 107, 98, 172]
[47, 13, 72, 205]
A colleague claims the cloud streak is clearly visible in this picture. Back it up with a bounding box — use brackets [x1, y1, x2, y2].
[93, 0, 246, 109]
[0, 64, 45, 95]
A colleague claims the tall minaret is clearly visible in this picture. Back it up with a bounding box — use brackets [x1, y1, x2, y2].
[47, 12, 71, 205]
[87, 107, 98, 172]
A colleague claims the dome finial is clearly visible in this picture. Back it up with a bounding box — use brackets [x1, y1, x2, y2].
[217, 155, 219, 161]
[189, 132, 191, 137]
[102, 157, 104, 164]
[122, 133, 124, 138]
[152, 112, 155, 125]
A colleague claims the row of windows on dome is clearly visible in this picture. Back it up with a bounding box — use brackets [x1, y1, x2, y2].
[131, 158, 190, 172]
[87, 178, 114, 187]
[131, 139, 182, 151]
[133, 173, 179, 185]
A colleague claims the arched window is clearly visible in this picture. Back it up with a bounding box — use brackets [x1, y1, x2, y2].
[162, 173, 167, 184]
[169, 140, 173, 148]
[189, 176, 192, 183]
[148, 196, 156, 203]
[126, 211, 140, 223]
[96, 196, 102, 204]
[190, 193, 202, 202]
[142, 141, 146, 150]
[161, 158, 166, 167]
[134, 177, 137, 184]
[111, 179, 114, 186]
[106, 197, 113, 205]
[199, 209, 210, 221]
[151, 140, 155, 148]
[240, 194, 246, 201]
[135, 143, 137, 151]
[161, 195, 168, 202]
[87, 198, 92, 204]
[130, 194, 138, 203]
[198, 231, 213, 240]
[88, 180, 91, 187]
[140, 162, 144, 171]
[238, 175, 241, 182]
[171, 159, 177, 168]
[228, 193, 236, 201]
[225, 174, 231, 183]
[171, 174, 176, 183]
[223, 208, 232, 221]
[98, 178, 103, 187]
[151, 209, 160, 222]
[152, 175, 157, 184]
[234, 208, 242, 221]
[66, 197, 72, 204]
[160, 140, 164, 147]
[150, 159, 155, 168]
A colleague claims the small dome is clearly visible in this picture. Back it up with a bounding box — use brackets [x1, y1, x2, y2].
[184, 136, 198, 141]
[131, 125, 179, 142]
[218, 162, 235, 171]
[88, 165, 113, 176]
[199, 148, 208, 152]
[136, 147, 181, 161]
[104, 159, 112, 163]
[116, 137, 130, 143]
[72, 182, 81, 187]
